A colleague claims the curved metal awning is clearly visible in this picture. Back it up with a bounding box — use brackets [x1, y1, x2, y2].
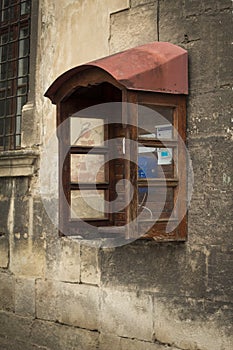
[45, 42, 188, 103]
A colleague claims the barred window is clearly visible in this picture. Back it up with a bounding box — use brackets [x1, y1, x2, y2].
[0, 0, 31, 150]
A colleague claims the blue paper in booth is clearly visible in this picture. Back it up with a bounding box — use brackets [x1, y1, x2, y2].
[138, 154, 158, 194]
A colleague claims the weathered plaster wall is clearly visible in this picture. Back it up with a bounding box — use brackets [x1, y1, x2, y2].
[0, 1, 232, 349]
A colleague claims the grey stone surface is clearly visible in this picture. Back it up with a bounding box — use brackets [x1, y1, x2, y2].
[100, 287, 153, 341]
[31, 319, 99, 350]
[0, 311, 32, 342]
[153, 296, 233, 350]
[0, 199, 10, 236]
[57, 282, 100, 330]
[36, 279, 58, 321]
[101, 242, 206, 297]
[39, 278, 99, 328]
[131, 0, 155, 7]
[110, 2, 158, 53]
[0, 236, 9, 267]
[207, 246, 233, 301]
[188, 137, 233, 245]
[80, 241, 101, 285]
[15, 278, 35, 317]
[0, 273, 14, 312]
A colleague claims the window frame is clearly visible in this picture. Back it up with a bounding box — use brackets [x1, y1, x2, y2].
[0, 0, 31, 151]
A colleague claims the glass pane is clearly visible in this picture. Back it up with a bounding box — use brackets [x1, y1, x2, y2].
[71, 190, 106, 219]
[8, 42, 16, 59]
[0, 45, 7, 61]
[19, 27, 29, 39]
[71, 154, 106, 183]
[7, 62, 14, 78]
[0, 119, 4, 135]
[18, 57, 28, 76]
[1, 9, 9, 22]
[17, 84, 27, 95]
[6, 98, 13, 116]
[15, 134, 20, 147]
[16, 115, 20, 133]
[0, 101, 5, 116]
[138, 105, 174, 140]
[70, 117, 104, 146]
[138, 146, 174, 179]
[0, 89, 6, 99]
[0, 33, 9, 45]
[138, 187, 174, 220]
[0, 63, 7, 80]
[4, 117, 12, 134]
[19, 38, 29, 57]
[20, 0, 30, 15]
[16, 95, 26, 115]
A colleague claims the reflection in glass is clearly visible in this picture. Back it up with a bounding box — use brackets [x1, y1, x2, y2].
[138, 187, 174, 220]
[71, 154, 105, 183]
[18, 57, 28, 77]
[70, 117, 104, 146]
[138, 105, 174, 139]
[138, 146, 174, 178]
[71, 190, 106, 219]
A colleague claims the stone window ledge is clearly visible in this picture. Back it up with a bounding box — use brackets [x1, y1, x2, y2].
[0, 149, 39, 177]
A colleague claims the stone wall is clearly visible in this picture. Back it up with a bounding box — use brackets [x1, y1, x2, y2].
[0, 1, 232, 349]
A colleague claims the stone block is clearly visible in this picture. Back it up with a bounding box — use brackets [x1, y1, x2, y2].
[36, 279, 58, 321]
[100, 287, 153, 341]
[183, 0, 203, 17]
[0, 272, 14, 312]
[45, 235, 80, 283]
[187, 88, 232, 137]
[13, 197, 29, 234]
[188, 137, 233, 245]
[15, 278, 35, 317]
[131, 0, 155, 7]
[121, 337, 179, 350]
[0, 199, 10, 236]
[0, 311, 32, 342]
[99, 333, 182, 350]
[14, 177, 30, 197]
[58, 237, 80, 283]
[37, 275, 98, 331]
[10, 237, 46, 277]
[0, 178, 12, 197]
[31, 319, 99, 350]
[153, 296, 233, 350]
[110, 2, 157, 54]
[80, 241, 101, 285]
[57, 282, 99, 330]
[0, 337, 41, 350]
[99, 333, 121, 350]
[101, 242, 206, 298]
[207, 246, 233, 302]
[183, 0, 232, 16]
[0, 236, 9, 267]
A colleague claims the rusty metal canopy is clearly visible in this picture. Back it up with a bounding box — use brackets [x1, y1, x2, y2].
[45, 42, 188, 103]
